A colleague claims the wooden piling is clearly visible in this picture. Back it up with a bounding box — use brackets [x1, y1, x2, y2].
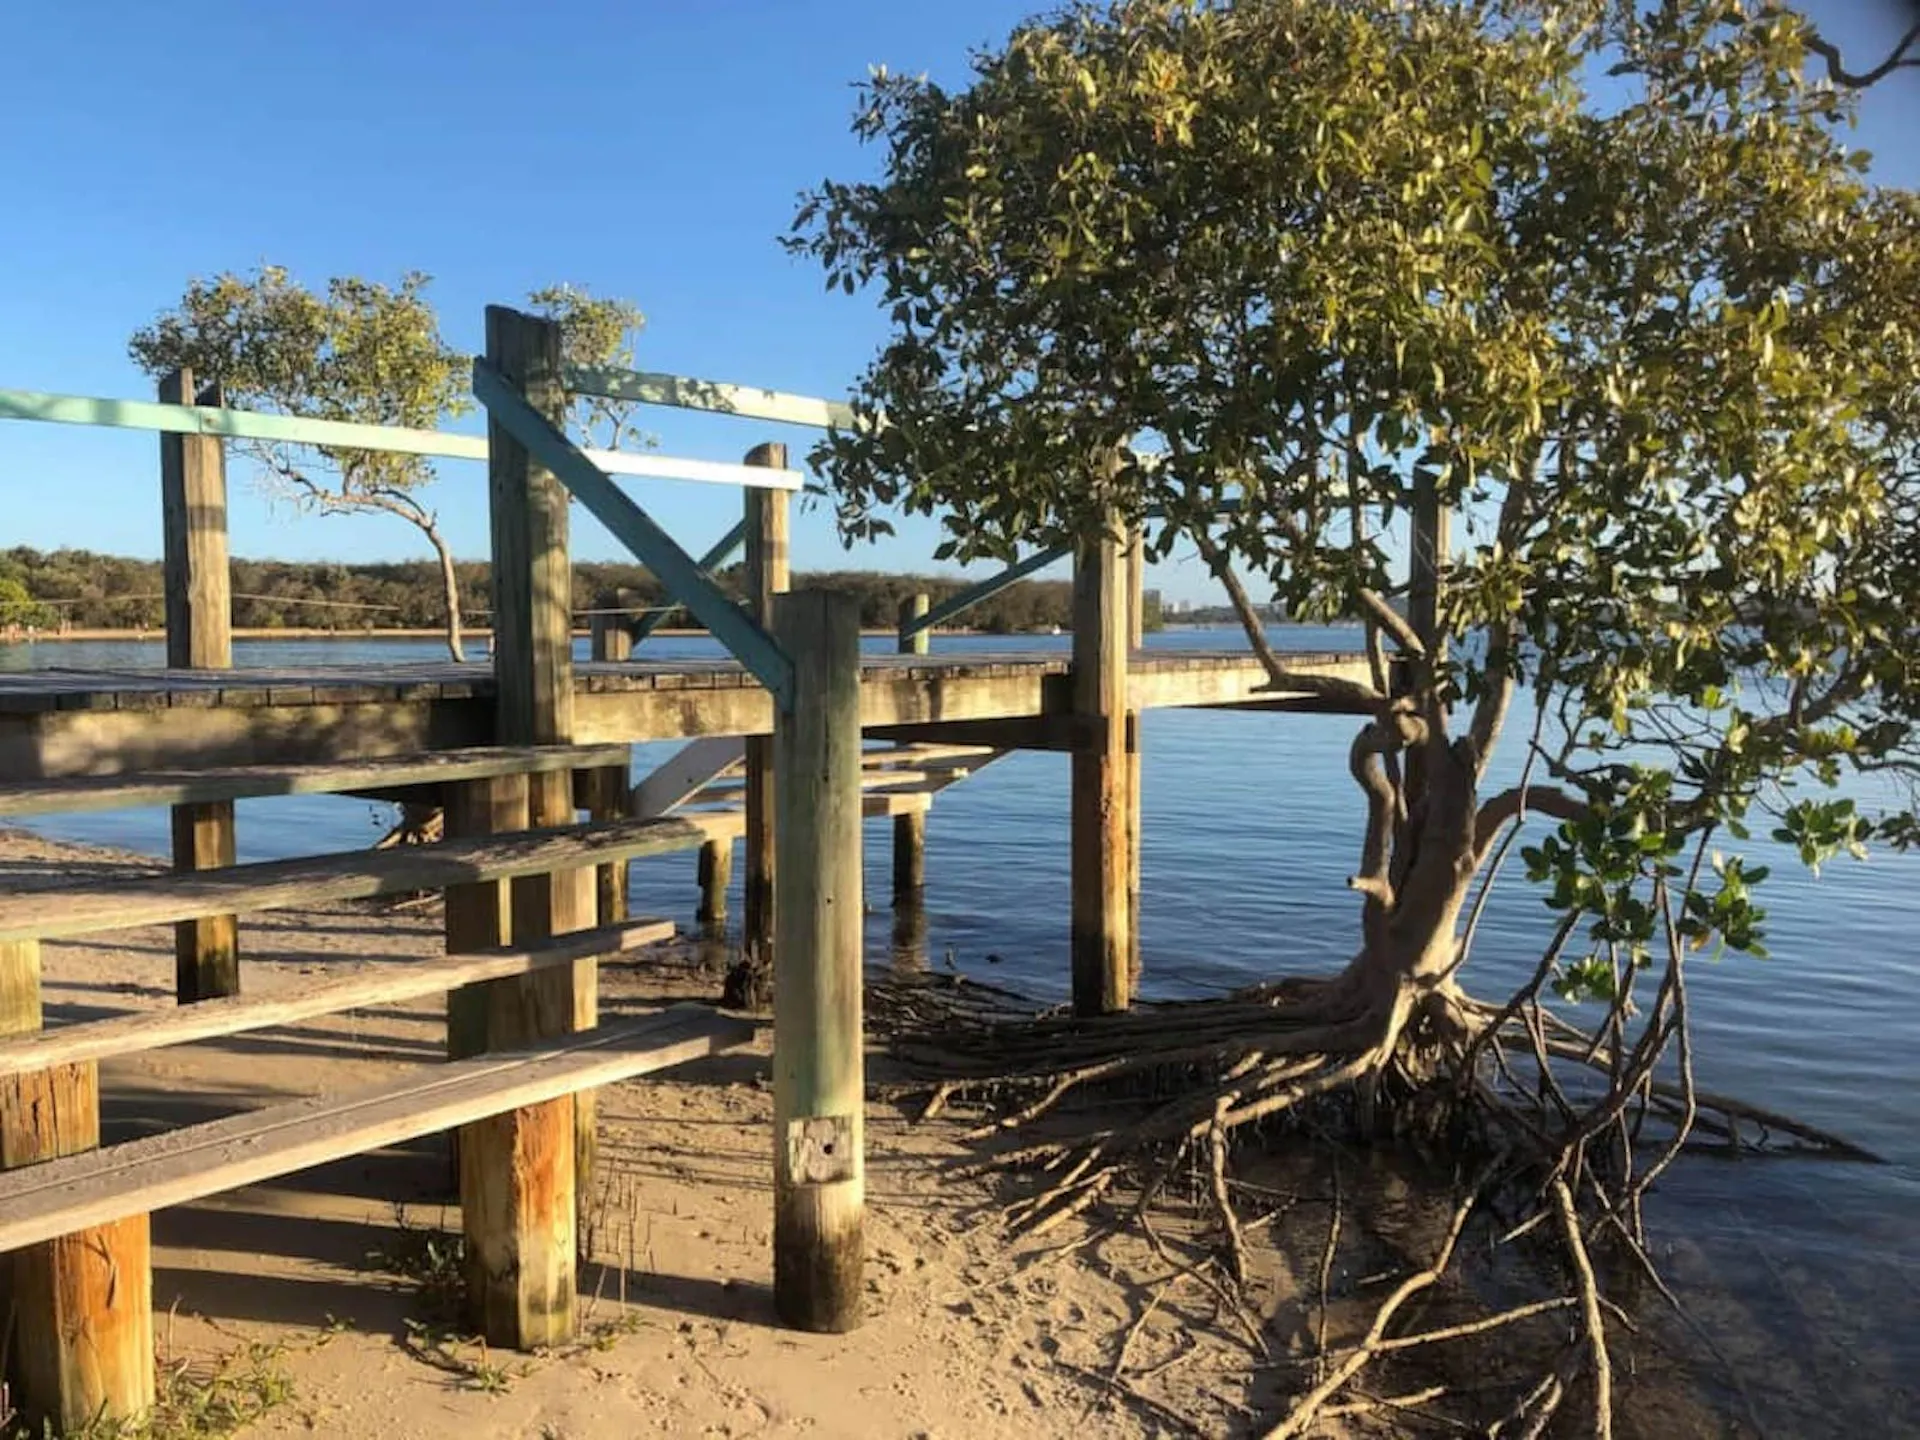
[588, 595, 633, 664]
[892, 593, 930, 906]
[0, 939, 154, 1430]
[480, 307, 591, 1337]
[1071, 520, 1131, 1016]
[1125, 530, 1144, 988]
[581, 760, 631, 927]
[697, 839, 733, 931]
[160, 367, 238, 1003]
[771, 589, 864, 1333]
[743, 452, 790, 977]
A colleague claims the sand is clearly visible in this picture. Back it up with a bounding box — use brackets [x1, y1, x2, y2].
[0, 828, 1283, 1440]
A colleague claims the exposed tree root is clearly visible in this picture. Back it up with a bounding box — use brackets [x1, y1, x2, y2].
[876, 915, 1873, 1436]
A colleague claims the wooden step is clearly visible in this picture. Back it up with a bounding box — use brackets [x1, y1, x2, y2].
[0, 1004, 751, 1255]
[0, 813, 729, 944]
[0, 744, 632, 818]
[0, 918, 675, 1079]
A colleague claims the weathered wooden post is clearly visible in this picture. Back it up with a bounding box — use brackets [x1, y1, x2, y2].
[697, 838, 733, 932]
[1125, 529, 1144, 988]
[1071, 516, 1132, 1016]
[159, 367, 237, 1003]
[471, 306, 592, 1343]
[771, 589, 864, 1332]
[588, 591, 634, 664]
[892, 592, 930, 906]
[1, 938, 154, 1430]
[743, 450, 790, 978]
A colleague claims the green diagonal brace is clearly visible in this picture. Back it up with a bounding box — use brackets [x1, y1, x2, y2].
[473, 359, 795, 711]
[900, 545, 1072, 644]
[628, 518, 747, 647]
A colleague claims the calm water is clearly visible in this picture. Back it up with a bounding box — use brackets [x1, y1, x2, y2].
[5, 630, 1918, 1432]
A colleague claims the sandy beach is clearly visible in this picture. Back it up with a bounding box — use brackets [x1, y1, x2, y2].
[0, 827, 1292, 1440]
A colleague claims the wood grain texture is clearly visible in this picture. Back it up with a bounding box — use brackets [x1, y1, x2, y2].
[0, 940, 153, 1428]
[892, 595, 931, 908]
[0, 744, 631, 819]
[171, 799, 238, 1002]
[1071, 521, 1132, 1016]
[697, 839, 733, 929]
[0, 922, 671, 1082]
[0, 813, 728, 944]
[1126, 527, 1145, 989]
[743, 456, 790, 972]
[0, 1006, 751, 1256]
[771, 590, 865, 1333]
[158, 368, 231, 672]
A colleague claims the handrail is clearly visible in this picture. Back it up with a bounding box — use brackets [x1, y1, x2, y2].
[0, 386, 804, 489]
[563, 364, 858, 431]
[0, 387, 490, 460]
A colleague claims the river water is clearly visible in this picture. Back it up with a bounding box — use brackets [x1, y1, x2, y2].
[4, 630, 1916, 1434]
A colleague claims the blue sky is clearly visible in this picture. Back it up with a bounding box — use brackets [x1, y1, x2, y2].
[1, 0, 1916, 605]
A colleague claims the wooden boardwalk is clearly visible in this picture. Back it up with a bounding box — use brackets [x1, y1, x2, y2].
[0, 648, 1370, 777]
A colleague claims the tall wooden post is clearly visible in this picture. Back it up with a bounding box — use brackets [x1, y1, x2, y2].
[160, 367, 238, 1003]
[1125, 531, 1144, 989]
[771, 590, 865, 1332]
[581, 759, 630, 927]
[697, 839, 733, 932]
[743, 451, 790, 979]
[1, 939, 154, 1430]
[479, 306, 590, 1341]
[1406, 474, 1450, 801]
[1071, 519, 1131, 1016]
[588, 595, 633, 664]
[892, 593, 930, 906]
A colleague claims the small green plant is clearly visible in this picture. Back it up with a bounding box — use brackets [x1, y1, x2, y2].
[365, 1205, 467, 1322]
[398, 1321, 530, 1396]
[6, 1340, 296, 1440]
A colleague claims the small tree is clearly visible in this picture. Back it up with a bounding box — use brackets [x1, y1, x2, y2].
[796, 1, 1920, 1427]
[130, 269, 644, 661]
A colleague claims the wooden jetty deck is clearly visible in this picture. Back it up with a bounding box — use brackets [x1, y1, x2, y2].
[0, 309, 1397, 1431]
[0, 648, 1368, 776]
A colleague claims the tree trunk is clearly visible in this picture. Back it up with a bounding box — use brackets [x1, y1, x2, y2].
[1338, 736, 1482, 1019]
[425, 521, 466, 663]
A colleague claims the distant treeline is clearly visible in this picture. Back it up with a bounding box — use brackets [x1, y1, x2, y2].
[0, 546, 1159, 635]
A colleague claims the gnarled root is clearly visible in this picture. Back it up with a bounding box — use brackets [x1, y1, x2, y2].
[879, 921, 1869, 1437]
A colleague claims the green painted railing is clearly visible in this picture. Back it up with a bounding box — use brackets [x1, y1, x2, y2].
[0, 387, 489, 460]
[564, 365, 857, 432]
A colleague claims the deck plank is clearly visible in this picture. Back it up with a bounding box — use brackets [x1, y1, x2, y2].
[0, 1005, 752, 1255]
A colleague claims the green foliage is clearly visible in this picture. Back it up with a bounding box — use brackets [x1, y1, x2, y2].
[128, 267, 467, 515]
[0, 574, 54, 629]
[0, 547, 1073, 638]
[795, 0, 1920, 967]
[527, 283, 651, 449]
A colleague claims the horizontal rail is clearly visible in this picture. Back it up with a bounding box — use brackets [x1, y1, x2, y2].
[0, 812, 731, 944]
[0, 1005, 750, 1256]
[0, 387, 802, 489]
[564, 364, 858, 431]
[580, 446, 803, 492]
[474, 358, 796, 711]
[900, 545, 1073, 642]
[0, 918, 673, 1078]
[0, 387, 492, 460]
[0, 743, 630, 819]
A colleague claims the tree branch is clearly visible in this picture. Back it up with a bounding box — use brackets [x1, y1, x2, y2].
[1189, 527, 1390, 710]
[1804, 22, 1920, 89]
[1473, 784, 1591, 867]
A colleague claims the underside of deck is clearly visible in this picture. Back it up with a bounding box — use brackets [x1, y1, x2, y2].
[0, 649, 1370, 777]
